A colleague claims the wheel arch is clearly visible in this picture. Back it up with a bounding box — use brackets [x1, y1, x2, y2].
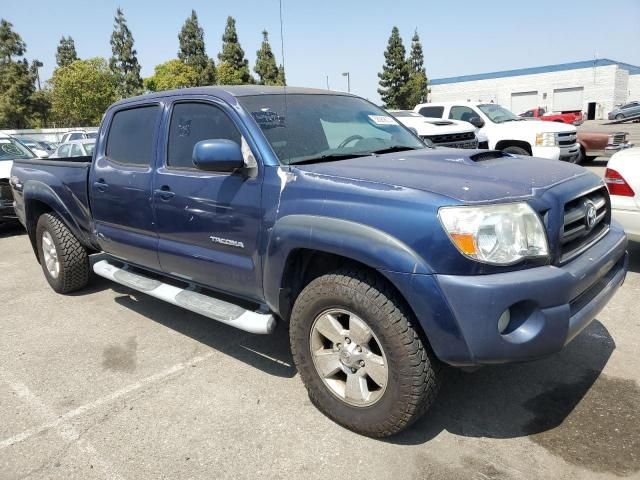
[495, 139, 532, 155]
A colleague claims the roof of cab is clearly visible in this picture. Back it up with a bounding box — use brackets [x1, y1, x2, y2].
[112, 85, 353, 108]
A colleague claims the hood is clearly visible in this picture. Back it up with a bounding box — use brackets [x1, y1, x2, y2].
[396, 117, 475, 136]
[500, 119, 575, 134]
[294, 149, 591, 203]
[0, 160, 12, 179]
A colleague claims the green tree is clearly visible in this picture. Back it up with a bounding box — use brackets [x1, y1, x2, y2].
[50, 57, 117, 126]
[216, 62, 245, 85]
[144, 59, 199, 92]
[406, 30, 429, 107]
[56, 36, 78, 67]
[377, 26, 410, 109]
[28, 88, 52, 127]
[109, 8, 143, 98]
[217, 16, 252, 84]
[0, 19, 26, 62]
[254, 30, 279, 85]
[0, 19, 37, 128]
[276, 64, 286, 86]
[178, 10, 216, 86]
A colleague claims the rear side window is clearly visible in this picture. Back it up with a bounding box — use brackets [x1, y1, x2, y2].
[418, 106, 444, 118]
[167, 102, 241, 169]
[106, 105, 160, 166]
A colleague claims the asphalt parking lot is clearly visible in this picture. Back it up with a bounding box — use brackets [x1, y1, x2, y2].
[1, 130, 639, 479]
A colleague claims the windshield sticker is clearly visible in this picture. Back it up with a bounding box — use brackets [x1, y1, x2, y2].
[251, 111, 285, 129]
[1, 143, 22, 155]
[368, 115, 396, 125]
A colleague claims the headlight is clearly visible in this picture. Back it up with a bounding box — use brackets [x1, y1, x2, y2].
[535, 132, 557, 147]
[438, 203, 549, 265]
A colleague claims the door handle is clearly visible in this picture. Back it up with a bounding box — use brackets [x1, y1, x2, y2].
[154, 186, 175, 200]
[93, 179, 109, 192]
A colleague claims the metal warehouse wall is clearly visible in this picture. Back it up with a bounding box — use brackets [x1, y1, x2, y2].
[629, 75, 640, 101]
[430, 65, 629, 120]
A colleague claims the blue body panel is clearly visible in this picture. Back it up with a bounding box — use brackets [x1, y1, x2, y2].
[10, 86, 629, 367]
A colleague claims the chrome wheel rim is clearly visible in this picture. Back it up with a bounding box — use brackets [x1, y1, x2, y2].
[41, 231, 60, 279]
[310, 308, 388, 407]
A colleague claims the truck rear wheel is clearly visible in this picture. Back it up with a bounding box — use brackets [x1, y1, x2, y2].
[36, 213, 89, 294]
[289, 268, 442, 437]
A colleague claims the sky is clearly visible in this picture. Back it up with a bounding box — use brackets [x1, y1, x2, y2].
[5, 0, 640, 102]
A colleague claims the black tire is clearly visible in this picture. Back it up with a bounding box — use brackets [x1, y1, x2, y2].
[502, 146, 530, 156]
[36, 213, 89, 294]
[290, 268, 442, 437]
[616, 113, 624, 120]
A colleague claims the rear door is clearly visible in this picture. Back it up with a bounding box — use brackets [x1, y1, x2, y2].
[153, 98, 264, 300]
[89, 103, 163, 270]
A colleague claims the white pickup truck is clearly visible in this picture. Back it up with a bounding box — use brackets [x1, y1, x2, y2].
[387, 110, 480, 149]
[415, 102, 580, 162]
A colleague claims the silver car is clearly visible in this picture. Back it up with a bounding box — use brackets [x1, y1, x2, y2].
[50, 139, 96, 158]
[608, 101, 640, 120]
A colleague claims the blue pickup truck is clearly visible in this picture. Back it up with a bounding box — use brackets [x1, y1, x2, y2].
[10, 86, 628, 437]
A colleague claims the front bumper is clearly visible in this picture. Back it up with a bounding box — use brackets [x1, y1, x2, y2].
[612, 207, 640, 243]
[386, 223, 627, 367]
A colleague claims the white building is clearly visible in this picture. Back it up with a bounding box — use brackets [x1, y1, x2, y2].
[430, 59, 640, 120]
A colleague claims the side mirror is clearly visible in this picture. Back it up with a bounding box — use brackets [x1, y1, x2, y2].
[192, 139, 244, 172]
[468, 116, 485, 128]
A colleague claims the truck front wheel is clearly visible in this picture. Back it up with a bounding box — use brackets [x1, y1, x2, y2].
[289, 268, 442, 437]
[36, 213, 89, 294]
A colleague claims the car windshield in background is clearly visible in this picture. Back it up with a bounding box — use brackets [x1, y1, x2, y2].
[238, 94, 425, 165]
[87, 132, 98, 139]
[478, 104, 522, 124]
[0, 138, 35, 161]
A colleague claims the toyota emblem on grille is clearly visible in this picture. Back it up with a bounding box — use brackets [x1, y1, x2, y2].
[584, 201, 597, 230]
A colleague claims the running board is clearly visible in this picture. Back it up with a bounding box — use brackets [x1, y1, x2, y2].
[92, 260, 275, 334]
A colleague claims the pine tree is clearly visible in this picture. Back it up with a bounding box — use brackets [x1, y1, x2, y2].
[254, 30, 279, 85]
[217, 16, 252, 84]
[0, 19, 37, 128]
[56, 36, 78, 67]
[109, 8, 143, 98]
[377, 26, 410, 109]
[406, 30, 429, 107]
[178, 10, 215, 86]
[276, 64, 286, 86]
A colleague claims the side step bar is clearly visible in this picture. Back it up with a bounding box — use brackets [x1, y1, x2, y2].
[93, 260, 275, 334]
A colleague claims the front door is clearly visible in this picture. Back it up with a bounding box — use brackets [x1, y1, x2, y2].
[89, 104, 163, 270]
[153, 99, 263, 301]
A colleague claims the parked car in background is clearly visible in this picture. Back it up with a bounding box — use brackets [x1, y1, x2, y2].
[388, 110, 479, 148]
[50, 139, 95, 158]
[15, 137, 50, 158]
[416, 102, 580, 162]
[11, 86, 628, 437]
[59, 130, 98, 143]
[519, 107, 583, 126]
[608, 101, 640, 120]
[0, 133, 35, 226]
[577, 131, 632, 163]
[606, 147, 640, 242]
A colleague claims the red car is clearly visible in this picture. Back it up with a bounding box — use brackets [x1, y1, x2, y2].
[520, 107, 584, 126]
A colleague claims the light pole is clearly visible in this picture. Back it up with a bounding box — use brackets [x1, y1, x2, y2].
[326, 75, 330, 90]
[342, 72, 350, 93]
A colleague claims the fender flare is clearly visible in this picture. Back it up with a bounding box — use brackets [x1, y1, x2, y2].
[262, 214, 432, 312]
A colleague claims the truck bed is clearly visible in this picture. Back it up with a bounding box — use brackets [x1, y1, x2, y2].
[11, 156, 97, 249]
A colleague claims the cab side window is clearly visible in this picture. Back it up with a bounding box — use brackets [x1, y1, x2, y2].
[167, 102, 241, 169]
[449, 106, 478, 123]
[106, 105, 160, 166]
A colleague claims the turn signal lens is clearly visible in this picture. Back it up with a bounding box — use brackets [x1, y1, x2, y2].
[450, 233, 476, 255]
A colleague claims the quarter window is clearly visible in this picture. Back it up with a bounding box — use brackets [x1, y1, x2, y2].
[167, 102, 241, 169]
[106, 105, 160, 166]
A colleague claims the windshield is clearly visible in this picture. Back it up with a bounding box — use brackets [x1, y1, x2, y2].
[477, 104, 521, 123]
[0, 137, 35, 161]
[238, 94, 425, 165]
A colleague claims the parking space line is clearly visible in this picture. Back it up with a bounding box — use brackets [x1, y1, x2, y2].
[0, 351, 214, 451]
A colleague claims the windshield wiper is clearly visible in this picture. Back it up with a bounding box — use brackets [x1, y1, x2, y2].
[289, 152, 369, 165]
[369, 145, 423, 155]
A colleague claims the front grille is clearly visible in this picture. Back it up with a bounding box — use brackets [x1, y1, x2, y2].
[557, 132, 577, 146]
[611, 132, 627, 144]
[0, 180, 13, 201]
[424, 132, 478, 149]
[559, 187, 610, 263]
